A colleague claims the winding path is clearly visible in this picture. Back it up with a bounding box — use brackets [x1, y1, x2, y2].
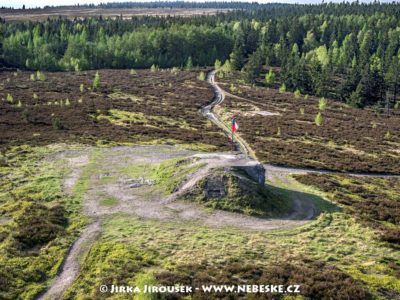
[205, 70, 400, 179]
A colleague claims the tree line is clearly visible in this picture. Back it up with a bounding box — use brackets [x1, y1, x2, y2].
[0, 2, 399, 108]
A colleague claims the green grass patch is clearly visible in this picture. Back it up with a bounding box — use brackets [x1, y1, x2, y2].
[122, 157, 206, 194]
[97, 109, 195, 130]
[63, 212, 400, 298]
[99, 196, 119, 207]
[0, 144, 89, 299]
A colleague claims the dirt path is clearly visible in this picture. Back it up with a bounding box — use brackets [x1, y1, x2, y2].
[207, 70, 400, 179]
[203, 71, 255, 158]
[37, 221, 101, 300]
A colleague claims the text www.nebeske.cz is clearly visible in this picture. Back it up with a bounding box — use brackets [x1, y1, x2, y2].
[100, 284, 301, 294]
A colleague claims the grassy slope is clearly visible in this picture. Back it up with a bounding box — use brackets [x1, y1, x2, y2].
[64, 210, 399, 299]
[0, 145, 91, 299]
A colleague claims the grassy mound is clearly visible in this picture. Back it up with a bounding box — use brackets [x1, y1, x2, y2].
[181, 167, 289, 217]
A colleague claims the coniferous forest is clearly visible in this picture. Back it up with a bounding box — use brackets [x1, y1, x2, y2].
[2, 3, 400, 300]
[1, 2, 400, 108]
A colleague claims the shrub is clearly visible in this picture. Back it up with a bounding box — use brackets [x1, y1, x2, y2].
[16, 100, 22, 108]
[65, 98, 70, 106]
[36, 70, 46, 81]
[33, 93, 38, 99]
[279, 83, 286, 93]
[30, 74, 35, 81]
[315, 112, 323, 126]
[129, 69, 137, 75]
[92, 71, 100, 90]
[300, 107, 305, 115]
[222, 59, 232, 73]
[150, 64, 158, 72]
[12, 202, 67, 250]
[197, 71, 205, 81]
[6, 93, 13, 103]
[384, 131, 391, 139]
[214, 59, 222, 70]
[185, 56, 193, 70]
[52, 117, 64, 130]
[294, 88, 301, 98]
[80, 83, 84, 92]
[22, 109, 33, 123]
[170, 67, 180, 74]
[319, 97, 328, 110]
[265, 68, 275, 85]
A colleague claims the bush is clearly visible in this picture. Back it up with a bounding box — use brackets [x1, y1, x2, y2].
[265, 68, 275, 85]
[129, 69, 137, 75]
[170, 67, 180, 74]
[92, 71, 100, 90]
[150, 64, 158, 72]
[12, 202, 67, 250]
[222, 59, 232, 73]
[319, 97, 328, 110]
[6, 93, 13, 103]
[80, 83, 84, 92]
[197, 71, 205, 81]
[185, 56, 193, 71]
[22, 109, 32, 123]
[36, 70, 46, 81]
[294, 88, 301, 98]
[315, 112, 323, 126]
[214, 59, 222, 70]
[279, 83, 286, 93]
[52, 117, 64, 130]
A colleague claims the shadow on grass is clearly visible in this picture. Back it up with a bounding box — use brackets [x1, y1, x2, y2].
[265, 182, 339, 221]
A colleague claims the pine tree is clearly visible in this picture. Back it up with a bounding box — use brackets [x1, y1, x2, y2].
[265, 69, 275, 85]
[185, 56, 193, 70]
[385, 54, 399, 110]
[197, 71, 205, 81]
[93, 71, 101, 90]
[230, 32, 245, 70]
[243, 50, 263, 83]
[315, 112, 323, 126]
[214, 59, 222, 71]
